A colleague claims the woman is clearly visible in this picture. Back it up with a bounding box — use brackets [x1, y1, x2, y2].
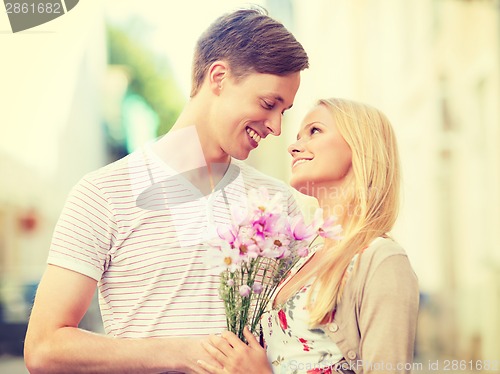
[198, 98, 419, 373]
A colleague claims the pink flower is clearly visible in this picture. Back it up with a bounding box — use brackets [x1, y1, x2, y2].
[232, 228, 260, 259]
[252, 213, 282, 241]
[278, 309, 288, 330]
[297, 246, 309, 257]
[217, 224, 260, 262]
[239, 285, 251, 297]
[206, 187, 344, 342]
[288, 215, 316, 241]
[311, 208, 343, 239]
[216, 224, 240, 249]
[307, 368, 332, 374]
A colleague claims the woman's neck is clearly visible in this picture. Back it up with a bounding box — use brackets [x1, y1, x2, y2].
[317, 198, 350, 228]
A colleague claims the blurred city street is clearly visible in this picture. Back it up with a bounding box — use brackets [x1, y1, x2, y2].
[1, 0, 499, 371]
[0, 356, 28, 374]
[0, 356, 489, 374]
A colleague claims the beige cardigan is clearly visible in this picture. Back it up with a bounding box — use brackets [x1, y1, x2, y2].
[324, 237, 419, 374]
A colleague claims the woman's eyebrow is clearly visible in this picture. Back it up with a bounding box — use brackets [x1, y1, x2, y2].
[296, 124, 310, 140]
[296, 122, 324, 140]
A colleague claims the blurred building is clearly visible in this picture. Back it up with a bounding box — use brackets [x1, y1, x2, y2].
[0, 2, 108, 354]
[250, 0, 500, 363]
[1, 1, 184, 357]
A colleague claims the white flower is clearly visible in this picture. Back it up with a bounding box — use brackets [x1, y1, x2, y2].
[207, 241, 241, 273]
[248, 186, 284, 216]
[260, 233, 292, 259]
[229, 205, 251, 226]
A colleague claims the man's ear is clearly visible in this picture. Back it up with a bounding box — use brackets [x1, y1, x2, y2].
[207, 60, 228, 95]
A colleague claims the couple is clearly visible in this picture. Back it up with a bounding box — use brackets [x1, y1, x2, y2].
[24, 6, 418, 374]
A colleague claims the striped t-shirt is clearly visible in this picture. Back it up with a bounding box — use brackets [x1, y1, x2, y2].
[47, 146, 300, 338]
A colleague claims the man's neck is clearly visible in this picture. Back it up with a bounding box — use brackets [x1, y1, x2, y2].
[153, 93, 234, 193]
[152, 132, 230, 196]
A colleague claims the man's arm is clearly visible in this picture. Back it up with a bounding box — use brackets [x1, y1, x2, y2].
[24, 265, 213, 374]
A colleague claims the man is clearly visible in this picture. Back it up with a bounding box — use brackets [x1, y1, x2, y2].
[24, 7, 308, 373]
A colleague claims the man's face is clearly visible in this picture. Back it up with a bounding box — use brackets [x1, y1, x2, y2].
[210, 71, 301, 160]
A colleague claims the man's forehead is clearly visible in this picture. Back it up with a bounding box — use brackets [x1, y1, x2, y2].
[243, 72, 299, 103]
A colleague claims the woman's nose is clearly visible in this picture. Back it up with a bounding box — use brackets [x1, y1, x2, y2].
[288, 140, 304, 156]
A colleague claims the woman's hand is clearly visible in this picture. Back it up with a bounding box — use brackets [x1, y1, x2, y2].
[197, 326, 272, 374]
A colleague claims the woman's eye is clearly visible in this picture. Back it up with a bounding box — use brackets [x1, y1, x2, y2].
[310, 127, 320, 135]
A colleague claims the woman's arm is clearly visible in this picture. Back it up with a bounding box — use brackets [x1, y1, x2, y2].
[358, 254, 419, 373]
[197, 326, 273, 374]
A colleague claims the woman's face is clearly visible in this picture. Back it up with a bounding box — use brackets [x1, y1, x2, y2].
[288, 104, 352, 198]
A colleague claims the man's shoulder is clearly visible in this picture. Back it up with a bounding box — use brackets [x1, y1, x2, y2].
[81, 149, 148, 186]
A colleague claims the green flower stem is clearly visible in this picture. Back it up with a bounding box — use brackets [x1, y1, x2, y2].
[224, 238, 322, 341]
[249, 261, 269, 332]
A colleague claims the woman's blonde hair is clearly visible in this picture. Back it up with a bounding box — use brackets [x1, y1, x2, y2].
[308, 98, 401, 327]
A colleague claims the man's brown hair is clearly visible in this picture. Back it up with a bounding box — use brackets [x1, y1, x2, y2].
[190, 7, 309, 97]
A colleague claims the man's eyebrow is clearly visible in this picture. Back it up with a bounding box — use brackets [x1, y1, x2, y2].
[274, 96, 294, 110]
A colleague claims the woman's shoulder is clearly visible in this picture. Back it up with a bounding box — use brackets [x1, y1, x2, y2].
[355, 237, 415, 281]
[362, 236, 407, 262]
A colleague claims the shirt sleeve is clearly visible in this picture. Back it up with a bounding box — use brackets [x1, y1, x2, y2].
[285, 187, 301, 218]
[358, 254, 419, 373]
[47, 176, 118, 281]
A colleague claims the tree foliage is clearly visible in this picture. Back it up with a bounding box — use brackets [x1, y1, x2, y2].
[107, 25, 184, 136]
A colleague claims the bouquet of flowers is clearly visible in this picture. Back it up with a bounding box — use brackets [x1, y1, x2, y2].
[207, 187, 342, 341]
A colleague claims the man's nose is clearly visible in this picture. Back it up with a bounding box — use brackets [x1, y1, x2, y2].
[264, 112, 282, 137]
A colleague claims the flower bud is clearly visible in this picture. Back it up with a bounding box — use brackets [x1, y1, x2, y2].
[252, 283, 263, 294]
[239, 284, 251, 297]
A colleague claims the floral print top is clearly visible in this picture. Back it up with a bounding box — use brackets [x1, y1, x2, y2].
[261, 247, 360, 374]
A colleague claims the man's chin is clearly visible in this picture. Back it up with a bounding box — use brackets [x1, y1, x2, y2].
[227, 148, 251, 161]
[231, 154, 249, 161]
